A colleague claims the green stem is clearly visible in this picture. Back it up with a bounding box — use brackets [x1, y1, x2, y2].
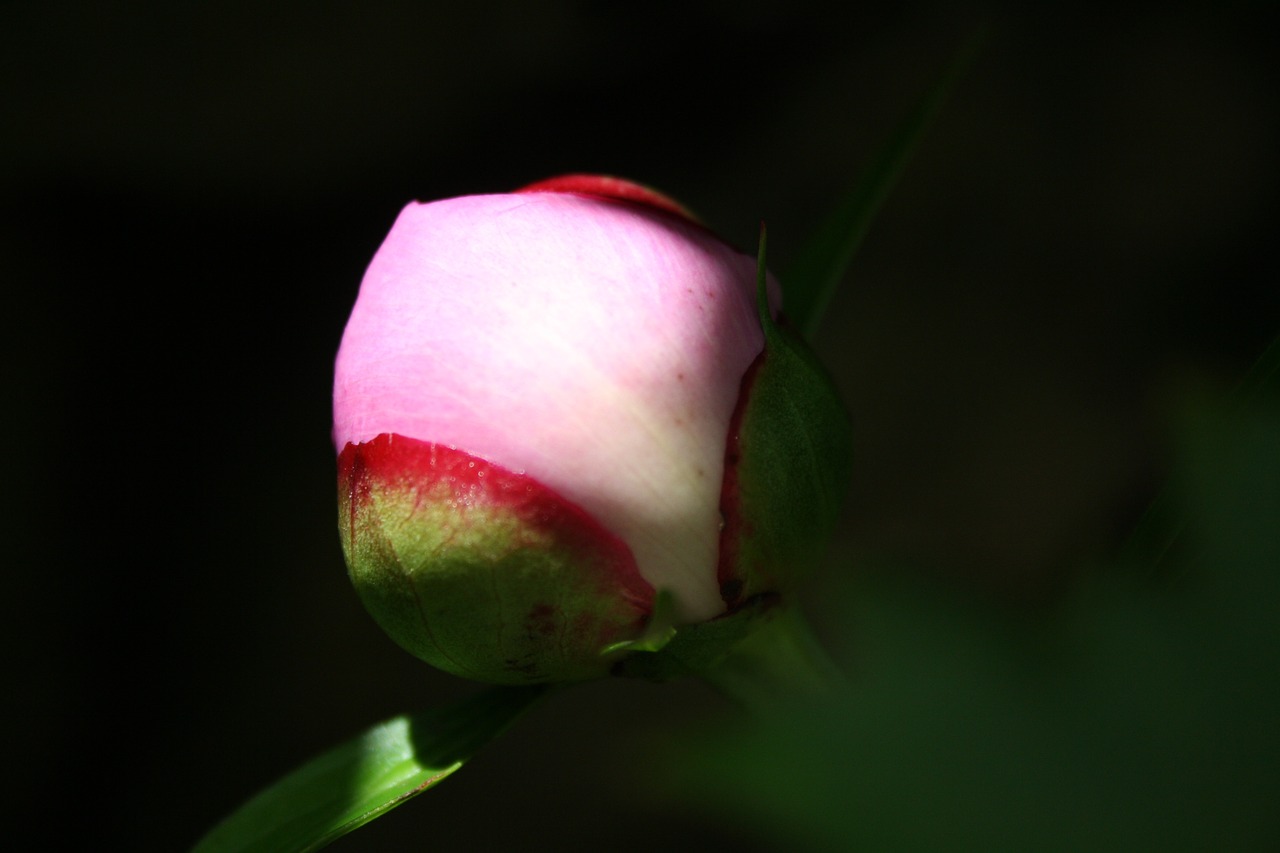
[695, 605, 846, 710]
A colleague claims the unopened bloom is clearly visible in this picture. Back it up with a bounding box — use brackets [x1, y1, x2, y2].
[334, 175, 848, 684]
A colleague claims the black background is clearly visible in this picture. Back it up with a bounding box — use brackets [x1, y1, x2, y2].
[4, 2, 1277, 850]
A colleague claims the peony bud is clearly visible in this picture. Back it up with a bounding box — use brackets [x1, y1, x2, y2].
[334, 175, 849, 684]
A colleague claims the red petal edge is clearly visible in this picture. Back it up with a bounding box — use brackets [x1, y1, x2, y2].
[515, 173, 700, 224]
[340, 434, 656, 617]
[716, 349, 766, 610]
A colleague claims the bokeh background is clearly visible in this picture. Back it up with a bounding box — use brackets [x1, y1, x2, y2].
[4, 2, 1277, 850]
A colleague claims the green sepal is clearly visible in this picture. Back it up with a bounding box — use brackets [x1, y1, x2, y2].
[339, 437, 654, 685]
[601, 589, 679, 655]
[612, 595, 777, 681]
[721, 227, 853, 604]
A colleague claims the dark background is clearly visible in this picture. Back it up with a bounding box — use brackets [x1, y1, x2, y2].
[4, 2, 1277, 850]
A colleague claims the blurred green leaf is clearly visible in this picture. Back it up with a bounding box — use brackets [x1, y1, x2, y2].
[1124, 333, 1280, 577]
[193, 686, 544, 853]
[674, 384, 1280, 851]
[1236, 334, 1280, 402]
[784, 30, 985, 341]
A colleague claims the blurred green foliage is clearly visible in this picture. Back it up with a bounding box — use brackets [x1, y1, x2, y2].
[676, 362, 1280, 851]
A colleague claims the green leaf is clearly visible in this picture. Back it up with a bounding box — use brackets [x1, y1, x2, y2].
[1235, 333, 1280, 402]
[192, 686, 545, 853]
[1122, 333, 1280, 577]
[784, 30, 986, 341]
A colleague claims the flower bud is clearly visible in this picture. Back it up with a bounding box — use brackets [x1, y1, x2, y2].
[334, 175, 849, 684]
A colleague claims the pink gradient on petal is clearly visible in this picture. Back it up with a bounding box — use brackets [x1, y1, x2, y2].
[333, 192, 778, 621]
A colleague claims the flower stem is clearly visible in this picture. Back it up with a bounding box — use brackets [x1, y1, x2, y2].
[696, 605, 846, 710]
